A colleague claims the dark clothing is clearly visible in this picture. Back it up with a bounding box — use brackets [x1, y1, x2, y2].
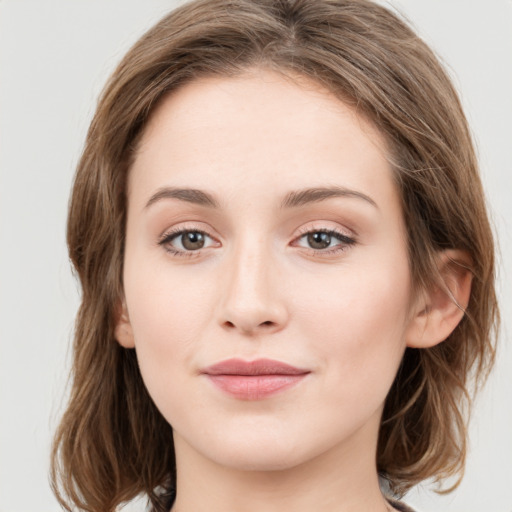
[388, 497, 419, 512]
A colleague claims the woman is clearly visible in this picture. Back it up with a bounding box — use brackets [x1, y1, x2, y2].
[50, 1, 498, 511]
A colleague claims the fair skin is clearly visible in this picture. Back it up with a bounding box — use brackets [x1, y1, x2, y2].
[115, 69, 471, 512]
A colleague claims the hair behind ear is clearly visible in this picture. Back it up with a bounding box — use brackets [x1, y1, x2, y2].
[51, 313, 175, 512]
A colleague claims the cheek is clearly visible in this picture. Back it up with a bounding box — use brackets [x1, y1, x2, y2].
[126, 248, 215, 333]
[295, 260, 411, 391]
[122, 255, 217, 393]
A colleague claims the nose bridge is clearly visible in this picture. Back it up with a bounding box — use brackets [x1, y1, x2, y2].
[219, 233, 286, 334]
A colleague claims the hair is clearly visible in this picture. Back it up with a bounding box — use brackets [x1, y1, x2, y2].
[51, 0, 499, 511]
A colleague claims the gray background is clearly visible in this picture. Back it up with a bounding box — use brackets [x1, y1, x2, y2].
[0, 1, 510, 511]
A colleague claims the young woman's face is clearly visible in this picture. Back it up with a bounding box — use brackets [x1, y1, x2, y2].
[120, 69, 417, 472]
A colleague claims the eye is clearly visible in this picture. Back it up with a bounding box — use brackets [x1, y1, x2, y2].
[159, 229, 218, 254]
[293, 229, 355, 252]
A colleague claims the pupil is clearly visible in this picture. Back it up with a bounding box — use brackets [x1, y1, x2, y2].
[308, 232, 331, 249]
[182, 232, 205, 250]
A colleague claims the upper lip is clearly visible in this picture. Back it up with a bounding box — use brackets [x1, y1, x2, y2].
[202, 358, 310, 376]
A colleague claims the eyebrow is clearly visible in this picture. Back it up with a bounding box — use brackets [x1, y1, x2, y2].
[144, 185, 377, 210]
[281, 186, 378, 209]
[145, 187, 220, 209]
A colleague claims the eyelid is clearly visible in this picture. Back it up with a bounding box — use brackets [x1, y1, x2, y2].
[293, 221, 357, 244]
[158, 227, 214, 244]
[294, 222, 355, 239]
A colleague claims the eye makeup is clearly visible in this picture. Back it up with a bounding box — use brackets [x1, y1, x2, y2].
[157, 222, 357, 260]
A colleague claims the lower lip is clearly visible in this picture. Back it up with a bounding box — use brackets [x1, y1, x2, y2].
[206, 374, 307, 400]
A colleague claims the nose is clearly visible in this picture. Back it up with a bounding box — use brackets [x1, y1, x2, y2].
[218, 240, 288, 336]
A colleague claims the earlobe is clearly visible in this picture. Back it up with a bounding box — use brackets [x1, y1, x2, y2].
[406, 250, 473, 349]
[114, 299, 135, 348]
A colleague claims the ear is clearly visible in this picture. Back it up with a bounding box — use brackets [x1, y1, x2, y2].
[406, 250, 473, 349]
[114, 298, 135, 348]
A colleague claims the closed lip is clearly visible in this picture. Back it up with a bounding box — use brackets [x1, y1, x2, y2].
[201, 358, 310, 376]
[201, 358, 310, 400]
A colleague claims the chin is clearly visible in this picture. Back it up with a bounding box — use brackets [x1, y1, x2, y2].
[211, 442, 307, 472]
[182, 424, 311, 472]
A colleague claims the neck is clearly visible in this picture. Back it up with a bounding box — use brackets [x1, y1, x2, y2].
[171, 422, 391, 512]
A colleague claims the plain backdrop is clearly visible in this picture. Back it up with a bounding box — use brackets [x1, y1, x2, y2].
[0, 1, 510, 511]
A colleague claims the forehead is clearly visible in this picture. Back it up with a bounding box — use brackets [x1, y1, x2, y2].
[129, 68, 398, 213]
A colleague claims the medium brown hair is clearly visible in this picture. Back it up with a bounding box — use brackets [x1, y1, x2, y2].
[51, 1, 499, 510]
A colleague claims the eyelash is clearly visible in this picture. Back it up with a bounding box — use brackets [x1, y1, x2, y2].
[158, 226, 356, 258]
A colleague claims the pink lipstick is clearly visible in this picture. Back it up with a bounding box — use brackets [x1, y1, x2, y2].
[202, 358, 310, 400]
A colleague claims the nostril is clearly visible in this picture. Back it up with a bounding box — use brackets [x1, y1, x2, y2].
[222, 319, 276, 332]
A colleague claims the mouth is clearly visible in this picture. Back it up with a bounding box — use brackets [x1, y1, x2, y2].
[201, 358, 310, 400]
